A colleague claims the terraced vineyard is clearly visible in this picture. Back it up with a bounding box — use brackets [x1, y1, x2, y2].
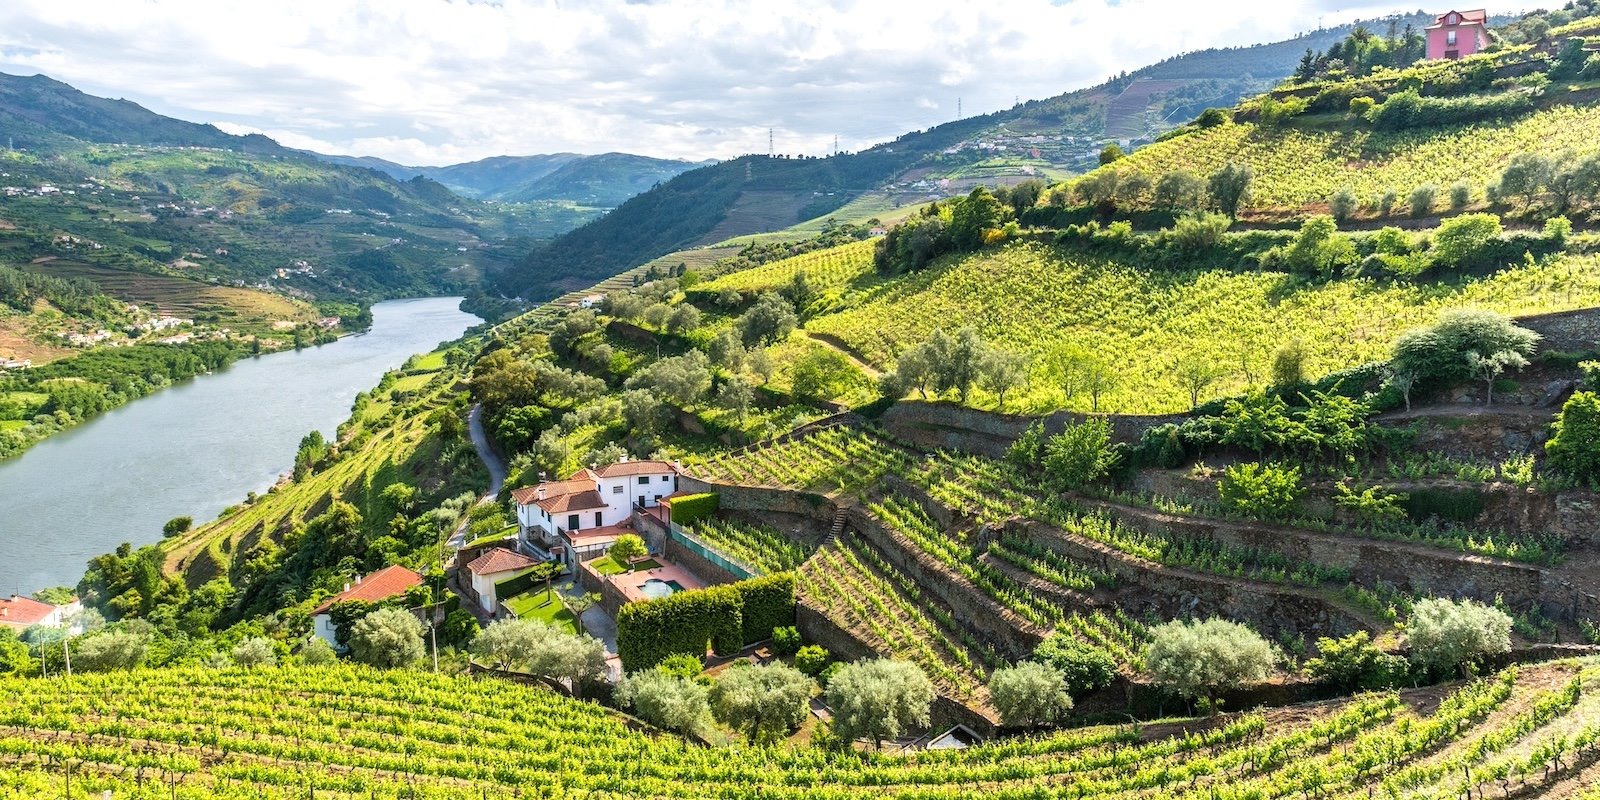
[806, 243, 1600, 413]
[689, 424, 911, 495]
[1099, 104, 1600, 210]
[682, 517, 813, 573]
[697, 238, 877, 297]
[5, 662, 1600, 798]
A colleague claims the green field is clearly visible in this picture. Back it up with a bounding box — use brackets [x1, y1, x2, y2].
[503, 590, 579, 633]
[19, 258, 313, 324]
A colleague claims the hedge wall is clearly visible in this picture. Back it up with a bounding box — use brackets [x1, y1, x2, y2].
[493, 567, 545, 601]
[616, 585, 743, 672]
[615, 572, 798, 672]
[667, 493, 719, 526]
[733, 572, 797, 645]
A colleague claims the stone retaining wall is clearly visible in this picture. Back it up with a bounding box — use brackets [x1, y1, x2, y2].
[880, 401, 1185, 459]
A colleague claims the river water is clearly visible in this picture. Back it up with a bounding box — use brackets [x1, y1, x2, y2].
[0, 297, 481, 596]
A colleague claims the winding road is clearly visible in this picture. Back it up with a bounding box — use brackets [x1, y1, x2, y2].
[446, 403, 509, 552]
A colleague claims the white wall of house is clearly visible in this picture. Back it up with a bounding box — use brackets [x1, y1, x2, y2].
[312, 613, 342, 652]
[471, 570, 502, 613]
[595, 471, 676, 518]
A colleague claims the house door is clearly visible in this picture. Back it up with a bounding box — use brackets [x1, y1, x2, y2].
[594, 511, 603, 527]
[567, 514, 580, 530]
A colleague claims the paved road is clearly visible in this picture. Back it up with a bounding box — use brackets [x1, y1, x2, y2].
[446, 403, 509, 552]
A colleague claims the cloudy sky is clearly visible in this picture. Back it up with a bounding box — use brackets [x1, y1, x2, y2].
[0, 0, 1516, 166]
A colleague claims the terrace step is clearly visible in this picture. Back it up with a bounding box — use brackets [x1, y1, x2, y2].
[824, 507, 850, 546]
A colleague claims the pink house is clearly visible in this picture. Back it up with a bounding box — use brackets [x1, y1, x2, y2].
[1426, 10, 1489, 60]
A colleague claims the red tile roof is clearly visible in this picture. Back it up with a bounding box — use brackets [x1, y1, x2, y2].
[539, 489, 608, 513]
[1429, 9, 1487, 26]
[466, 547, 542, 576]
[511, 478, 596, 507]
[0, 595, 57, 628]
[312, 565, 424, 615]
[571, 459, 679, 479]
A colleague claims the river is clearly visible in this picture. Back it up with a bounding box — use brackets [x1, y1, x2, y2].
[0, 297, 481, 596]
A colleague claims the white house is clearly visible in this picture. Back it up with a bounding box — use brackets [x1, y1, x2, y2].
[512, 456, 680, 564]
[578, 294, 605, 309]
[310, 565, 423, 651]
[0, 595, 75, 632]
[464, 547, 543, 614]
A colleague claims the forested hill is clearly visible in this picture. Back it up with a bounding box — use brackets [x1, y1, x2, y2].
[0, 72, 295, 157]
[488, 13, 1461, 300]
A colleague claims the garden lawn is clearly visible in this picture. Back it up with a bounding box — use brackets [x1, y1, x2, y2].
[503, 590, 579, 634]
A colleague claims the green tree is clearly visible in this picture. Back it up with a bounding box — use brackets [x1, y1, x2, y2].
[1175, 355, 1224, 410]
[298, 636, 338, 666]
[1098, 143, 1124, 165]
[979, 347, 1029, 411]
[1409, 184, 1437, 218]
[1406, 598, 1511, 678]
[293, 429, 329, 479]
[737, 293, 799, 347]
[718, 376, 755, 423]
[789, 347, 858, 402]
[616, 667, 713, 736]
[1329, 188, 1358, 222]
[1144, 618, 1276, 712]
[1391, 310, 1539, 388]
[349, 607, 426, 669]
[0, 629, 31, 676]
[666, 303, 703, 335]
[710, 663, 814, 744]
[1546, 391, 1600, 484]
[989, 661, 1073, 729]
[73, 630, 148, 672]
[231, 637, 277, 668]
[609, 534, 648, 565]
[793, 644, 830, 676]
[161, 516, 193, 539]
[826, 659, 935, 749]
[1429, 213, 1502, 269]
[1042, 418, 1115, 490]
[1218, 462, 1303, 518]
[1305, 631, 1406, 692]
[1208, 162, 1253, 218]
[1155, 170, 1205, 211]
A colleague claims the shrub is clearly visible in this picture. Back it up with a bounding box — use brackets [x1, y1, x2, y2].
[1428, 213, 1502, 269]
[817, 661, 845, 687]
[1305, 631, 1407, 691]
[1033, 634, 1118, 694]
[1144, 618, 1276, 710]
[617, 668, 712, 735]
[608, 534, 648, 564]
[1378, 189, 1398, 217]
[231, 637, 277, 668]
[616, 585, 743, 672]
[1406, 598, 1511, 677]
[826, 660, 934, 749]
[1547, 391, 1600, 484]
[711, 663, 814, 744]
[1161, 211, 1231, 254]
[732, 572, 798, 645]
[1218, 462, 1304, 518]
[1271, 338, 1307, 387]
[298, 637, 337, 666]
[1391, 309, 1539, 387]
[1042, 418, 1115, 490]
[989, 661, 1073, 729]
[1333, 482, 1408, 526]
[771, 625, 802, 656]
[1409, 184, 1437, 218]
[665, 493, 719, 526]
[1544, 215, 1573, 245]
[1329, 188, 1358, 222]
[73, 631, 148, 672]
[1269, 215, 1357, 277]
[1347, 96, 1375, 116]
[1449, 181, 1472, 210]
[656, 652, 705, 680]
[793, 644, 830, 676]
[162, 516, 193, 538]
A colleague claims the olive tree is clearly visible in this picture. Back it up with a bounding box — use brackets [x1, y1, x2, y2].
[1406, 598, 1511, 678]
[298, 636, 338, 666]
[72, 630, 149, 673]
[989, 661, 1074, 729]
[1144, 618, 1276, 713]
[616, 667, 713, 736]
[826, 659, 935, 749]
[709, 663, 814, 744]
[349, 607, 426, 669]
[471, 618, 606, 693]
[231, 637, 277, 668]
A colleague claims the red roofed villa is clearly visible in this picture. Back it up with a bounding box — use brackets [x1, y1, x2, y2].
[513, 455, 681, 567]
[0, 594, 71, 632]
[464, 547, 545, 614]
[310, 565, 424, 650]
[1426, 9, 1489, 60]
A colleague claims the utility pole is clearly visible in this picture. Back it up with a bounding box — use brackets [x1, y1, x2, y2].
[64, 636, 72, 677]
[832, 135, 838, 156]
[768, 128, 773, 157]
[957, 97, 962, 120]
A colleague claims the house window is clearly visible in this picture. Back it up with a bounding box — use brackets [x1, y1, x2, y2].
[637, 476, 649, 485]
[1447, 12, 1458, 24]
[612, 485, 623, 494]
[660, 475, 670, 482]
[654, 494, 663, 502]
[567, 513, 580, 530]
[595, 511, 603, 527]
[1446, 30, 1457, 46]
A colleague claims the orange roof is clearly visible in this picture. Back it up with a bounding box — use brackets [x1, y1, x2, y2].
[511, 478, 596, 507]
[466, 547, 542, 576]
[0, 595, 57, 628]
[540, 489, 608, 513]
[312, 565, 424, 615]
[1429, 9, 1487, 27]
[565, 522, 631, 548]
[572, 459, 679, 479]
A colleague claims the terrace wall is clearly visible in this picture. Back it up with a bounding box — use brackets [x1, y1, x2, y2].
[677, 476, 838, 523]
[880, 401, 1184, 459]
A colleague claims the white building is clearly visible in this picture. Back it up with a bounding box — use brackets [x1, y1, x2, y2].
[464, 547, 543, 614]
[512, 456, 679, 565]
[0, 595, 76, 632]
[309, 565, 423, 651]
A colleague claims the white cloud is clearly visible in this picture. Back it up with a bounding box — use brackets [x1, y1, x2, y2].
[0, 0, 1473, 165]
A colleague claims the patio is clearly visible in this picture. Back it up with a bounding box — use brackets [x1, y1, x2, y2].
[612, 560, 706, 603]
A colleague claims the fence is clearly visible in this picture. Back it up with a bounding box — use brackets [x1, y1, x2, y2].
[668, 522, 757, 580]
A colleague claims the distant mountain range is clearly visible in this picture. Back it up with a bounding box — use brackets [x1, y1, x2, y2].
[314, 151, 711, 207]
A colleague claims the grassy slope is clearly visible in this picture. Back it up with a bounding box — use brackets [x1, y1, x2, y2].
[779, 240, 1600, 414]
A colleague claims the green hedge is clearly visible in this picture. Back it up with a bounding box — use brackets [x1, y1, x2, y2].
[732, 572, 797, 644]
[615, 571, 797, 672]
[1402, 486, 1485, 524]
[616, 585, 742, 673]
[493, 567, 545, 601]
[667, 493, 719, 526]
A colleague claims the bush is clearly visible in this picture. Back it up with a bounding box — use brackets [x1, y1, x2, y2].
[1429, 213, 1502, 269]
[1144, 618, 1276, 710]
[732, 572, 797, 645]
[1305, 631, 1407, 691]
[231, 637, 277, 668]
[1547, 391, 1600, 484]
[1409, 184, 1437, 218]
[1544, 215, 1573, 244]
[656, 652, 705, 680]
[1033, 634, 1118, 694]
[1042, 418, 1115, 490]
[1160, 211, 1231, 254]
[793, 644, 830, 676]
[1391, 309, 1539, 387]
[1217, 462, 1303, 518]
[349, 607, 426, 669]
[73, 631, 148, 672]
[616, 584, 743, 672]
[162, 516, 193, 538]
[298, 637, 338, 666]
[771, 625, 802, 656]
[616, 668, 712, 735]
[1329, 188, 1358, 222]
[1449, 181, 1472, 210]
[1348, 96, 1375, 116]
[665, 493, 719, 526]
[989, 661, 1073, 729]
[1406, 598, 1512, 677]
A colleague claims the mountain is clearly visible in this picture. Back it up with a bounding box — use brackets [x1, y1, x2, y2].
[312, 151, 704, 206]
[0, 72, 296, 157]
[490, 14, 1437, 299]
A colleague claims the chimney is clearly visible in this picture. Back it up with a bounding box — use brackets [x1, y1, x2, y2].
[618, 454, 628, 464]
[342, 582, 350, 593]
[355, 574, 363, 585]
[539, 471, 547, 482]
[537, 486, 546, 500]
